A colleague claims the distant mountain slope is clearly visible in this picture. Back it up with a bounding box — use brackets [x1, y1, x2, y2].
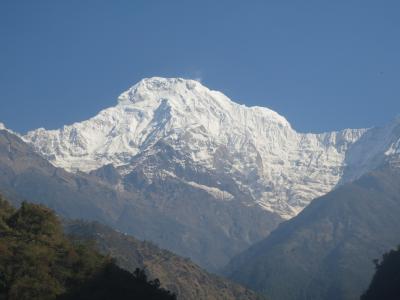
[65, 221, 265, 300]
[340, 116, 400, 184]
[0, 128, 125, 222]
[23, 77, 370, 219]
[0, 128, 281, 270]
[225, 165, 400, 300]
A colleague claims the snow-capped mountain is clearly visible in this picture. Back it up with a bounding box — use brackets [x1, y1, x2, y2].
[0, 122, 17, 135]
[340, 116, 400, 183]
[23, 77, 400, 219]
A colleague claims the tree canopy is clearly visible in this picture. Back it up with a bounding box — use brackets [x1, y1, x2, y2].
[361, 246, 400, 300]
[0, 195, 176, 300]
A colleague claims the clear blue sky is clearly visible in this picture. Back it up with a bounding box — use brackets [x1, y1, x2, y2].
[0, 0, 399, 133]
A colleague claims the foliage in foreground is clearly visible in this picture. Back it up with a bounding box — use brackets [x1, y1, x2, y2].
[0, 195, 176, 300]
[361, 246, 400, 300]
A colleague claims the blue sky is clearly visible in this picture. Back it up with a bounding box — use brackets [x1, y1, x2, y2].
[0, 0, 399, 133]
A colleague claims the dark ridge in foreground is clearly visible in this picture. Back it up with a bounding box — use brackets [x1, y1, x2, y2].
[361, 245, 400, 300]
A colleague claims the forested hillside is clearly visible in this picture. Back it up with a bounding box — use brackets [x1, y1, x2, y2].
[0, 195, 176, 300]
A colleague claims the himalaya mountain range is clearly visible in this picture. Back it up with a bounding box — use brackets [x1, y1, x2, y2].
[15, 78, 400, 217]
[1, 77, 400, 299]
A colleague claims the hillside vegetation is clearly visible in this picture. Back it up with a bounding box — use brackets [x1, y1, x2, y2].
[66, 220, 265, 300]
[0, 195, 176, 300]
[361, 246, 400, 300]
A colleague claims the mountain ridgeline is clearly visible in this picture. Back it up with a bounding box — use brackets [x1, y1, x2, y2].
[225, 165, 400, 300]
[23, 77, 380, 219]
[0, 196, 176, 300]
[65, 220, 264, 300]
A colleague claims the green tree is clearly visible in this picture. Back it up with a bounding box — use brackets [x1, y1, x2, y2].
[0, 197, 176, 300]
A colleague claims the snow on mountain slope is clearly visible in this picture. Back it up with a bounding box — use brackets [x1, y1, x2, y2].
[23, 77, 397, 219]
[339, 116, 400, 183]
[0, 122, 18, 136]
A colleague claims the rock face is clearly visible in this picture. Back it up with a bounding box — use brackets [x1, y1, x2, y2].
[225, 165, 400, 300]
[23, 77, 371, 219]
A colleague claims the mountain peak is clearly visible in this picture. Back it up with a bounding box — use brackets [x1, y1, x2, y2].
[118, 77, 205, 105]
[22, 77, 368, 218]
[117, 77, 290, 127]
